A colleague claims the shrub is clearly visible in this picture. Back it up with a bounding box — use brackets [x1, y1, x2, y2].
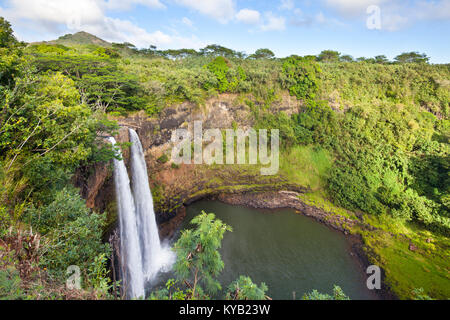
[157, 154, 169, 164]
[225, 276, 268, 300]
[302, 286, 350, 300]
[171, 163, 180, 169]
[281, 55, 321, 100]
[26, 188, 110, 281]
[204, 57, 246, 93]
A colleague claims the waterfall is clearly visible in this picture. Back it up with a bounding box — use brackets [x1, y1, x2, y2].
[109, 131, 175, 299]
[129, 129, 173, 281]
[108, 137, 145, 299]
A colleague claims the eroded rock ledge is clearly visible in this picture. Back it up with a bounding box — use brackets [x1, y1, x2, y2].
[216, 191, 357, 233]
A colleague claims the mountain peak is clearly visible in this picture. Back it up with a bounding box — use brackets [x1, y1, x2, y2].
[44, 31, 112, 47]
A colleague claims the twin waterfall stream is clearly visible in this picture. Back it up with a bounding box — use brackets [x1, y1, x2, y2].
[109, 129, 174, 299]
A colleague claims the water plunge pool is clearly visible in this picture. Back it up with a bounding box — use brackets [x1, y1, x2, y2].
[152, 200, 378, 300]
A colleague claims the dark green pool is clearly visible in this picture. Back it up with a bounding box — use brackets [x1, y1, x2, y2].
[178, 200, 378, 300]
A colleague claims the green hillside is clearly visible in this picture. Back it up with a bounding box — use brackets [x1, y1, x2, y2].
[37, 31, 112, 47]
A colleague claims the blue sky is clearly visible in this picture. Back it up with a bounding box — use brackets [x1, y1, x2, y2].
[1, 0, 449, 63]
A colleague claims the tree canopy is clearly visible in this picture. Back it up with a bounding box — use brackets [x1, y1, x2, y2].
[395, 52, 430, 64]
[317, 50, 340, 63]
[249, 48, 275, 60]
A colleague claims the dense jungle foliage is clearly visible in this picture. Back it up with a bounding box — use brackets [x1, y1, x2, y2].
[0, 18, 448, 299]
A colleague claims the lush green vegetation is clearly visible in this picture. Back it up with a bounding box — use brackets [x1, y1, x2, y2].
[1, 18, 448, 300]
[0, 18, 119, 299]
[302, 286, 350, 300]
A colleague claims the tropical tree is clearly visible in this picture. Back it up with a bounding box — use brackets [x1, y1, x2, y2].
[394, 52, 430, 64]
[249, 48, 275, 60]
[0, 17, 25, 87]
[1, 72, 102, 170]
[158, 49, 199, 60]
[200, 44, 245, 59]
[374, 55, 389, 64]
[0, 17, 19, 48]
[302, 286, 350, 300]
[340, 55, 354, 62]
[225, 276, 269, 300]
[317, 50, 340, 63]
[173, 212, 232, 298]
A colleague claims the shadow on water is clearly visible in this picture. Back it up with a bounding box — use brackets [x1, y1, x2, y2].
[149, 200, 379, 300]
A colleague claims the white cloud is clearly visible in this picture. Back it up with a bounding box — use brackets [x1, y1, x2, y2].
[181, 17, 194, 27]
[294, 8, 303, 16]
[174, 0, 235, 23]
[315, 12, 326, 24]
[236, 9, 261, 25]
[105, 0, 166, 10]
[85, 17, 173, 46]
[96, 17, 204, 48]
[1, 0, 105, 27]
[289, 8, 313, 27]
[323, 0, 450, 31]
[414, 0, 450, 21]
[260, 12, 286, 31]
[0, 0, 203, 49]
[235, 9, 285, 32]
[324, 0, 387, 17]
[290, 8, 345, 28]
[381, 14, 409, 32]
[279, 0, 295, 11]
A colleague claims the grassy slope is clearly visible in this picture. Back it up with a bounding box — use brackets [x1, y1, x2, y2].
[360, 214, 450, 299]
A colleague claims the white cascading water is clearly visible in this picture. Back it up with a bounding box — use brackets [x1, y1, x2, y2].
[109, 131, 175, 299]
[108, 137, 145, 299]
[129, 129, 174, 281]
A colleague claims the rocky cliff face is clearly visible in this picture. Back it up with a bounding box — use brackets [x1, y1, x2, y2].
[74, 127, 131, 234]
[116, 92, 300, 150]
